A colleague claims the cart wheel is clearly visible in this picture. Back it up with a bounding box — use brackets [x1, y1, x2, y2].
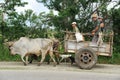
[75, 47, 97, 69]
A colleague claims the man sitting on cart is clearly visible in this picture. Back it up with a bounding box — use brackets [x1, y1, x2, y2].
[71, 22, 84, 42]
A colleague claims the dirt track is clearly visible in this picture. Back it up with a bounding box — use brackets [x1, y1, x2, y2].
[0, 62, 120, 74]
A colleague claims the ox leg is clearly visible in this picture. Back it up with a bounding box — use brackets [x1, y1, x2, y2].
[49, 51, 57, 66]
[47, 58, 51, 64]
[21, 55, 27, 66]
[55, 53, 60, 65]
[38, 51, 46, 66]
[25, 55, 29, 65]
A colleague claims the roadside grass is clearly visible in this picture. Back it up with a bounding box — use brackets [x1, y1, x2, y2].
[98, 53, 120, 65]
[0, 43, 21, 61]
[98, 45, 120, 65]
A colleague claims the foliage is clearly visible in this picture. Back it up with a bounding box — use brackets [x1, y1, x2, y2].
[0, 0, 120, 64]
[37, 0, 112, 32]
[112, 8, 120, 54]
[0, 43, 21, 61]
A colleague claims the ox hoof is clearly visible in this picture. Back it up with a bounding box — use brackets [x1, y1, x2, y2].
[57, 62, 60, 65]
[47, 61, 50, 65]
[38, 63, 41, 66]
[29, 61, 33, 64]
[23, 62, 27, 66]
[53, 62, 57, 67]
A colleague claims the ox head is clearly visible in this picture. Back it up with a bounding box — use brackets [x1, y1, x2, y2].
[4, 41, 16, 55]
[4, 41, 14, 49]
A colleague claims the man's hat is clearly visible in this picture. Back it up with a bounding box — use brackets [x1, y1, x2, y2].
[72, 22, 77, 25]
[92, 13, 98, 18]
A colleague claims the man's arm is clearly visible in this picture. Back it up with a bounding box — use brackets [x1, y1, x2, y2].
[92, 26, 99, 32]
[75, 27, 80, 32]
[100, 23, 104, 28]
[100, 23, 104, 32]
[92, 26, 99, 35]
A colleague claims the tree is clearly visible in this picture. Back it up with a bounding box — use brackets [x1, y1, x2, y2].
[0, 0, 51, 40]
[36, 0, 113, 32]
[4, 9, 56, 40]
[0, 0, 27, 42]
[111, 8, 120, 53]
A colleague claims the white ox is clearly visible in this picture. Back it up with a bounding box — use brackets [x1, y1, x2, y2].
[8, 37, 56, 66]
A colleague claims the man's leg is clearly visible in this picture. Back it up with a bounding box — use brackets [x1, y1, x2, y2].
[92, 35, 98, 43]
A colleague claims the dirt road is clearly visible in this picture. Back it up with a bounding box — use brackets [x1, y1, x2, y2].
[0, 62, 120, 73]
[0, 62, 120, 80]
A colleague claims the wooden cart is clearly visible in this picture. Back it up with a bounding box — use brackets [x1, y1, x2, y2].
[63, 31, 114, 69]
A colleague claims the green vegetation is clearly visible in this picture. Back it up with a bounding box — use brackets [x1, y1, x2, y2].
[0, 43, 21, 61]
[0, 0, 120, 64]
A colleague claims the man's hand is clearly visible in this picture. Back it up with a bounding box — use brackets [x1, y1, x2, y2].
[92, 30, 95, 36]
[92, 31, 95, 36]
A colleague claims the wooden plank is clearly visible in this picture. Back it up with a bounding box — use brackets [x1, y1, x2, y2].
[63, 31, 114, 36]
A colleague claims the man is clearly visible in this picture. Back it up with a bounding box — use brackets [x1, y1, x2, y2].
[97, 16, 105, 45]
[98, 16, 104, 32]
[91, 13, 105, 44]
[71, 22, 80, 32]
[91, 13, 100, 43]
[71, 22, 84, 42]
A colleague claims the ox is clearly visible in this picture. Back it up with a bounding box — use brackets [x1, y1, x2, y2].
[29, 38, 60, 64]
[7, 37, 56, 66]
